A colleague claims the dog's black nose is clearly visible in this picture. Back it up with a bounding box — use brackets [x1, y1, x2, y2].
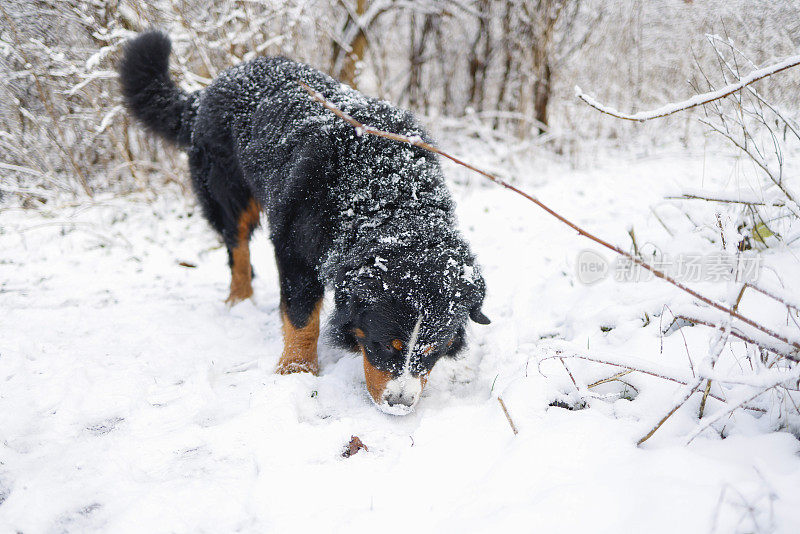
[385, 393, 415, 407]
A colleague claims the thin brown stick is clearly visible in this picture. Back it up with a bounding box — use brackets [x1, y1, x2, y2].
[663, 304, 696, 376]
[699, 117, 800, 211]
[745, 283, 800, 313]
[559, 357, 579, 388]
[575, 54, 800, 122]
[649, 206, 675, 237]
[699, 379, 713, 419]
[674, 314, 797, 359]
[784, 386, 800, 416]
[665, 193, 785, 207]
[542, 352, 765, 412]
[716, 214, 726, 250]
[587, 369, 634, 388]
[497, 397, 518, 435]
[299, 81, 800, 352]
[638, 380, 702, 445]
[686, 386, 775, 444]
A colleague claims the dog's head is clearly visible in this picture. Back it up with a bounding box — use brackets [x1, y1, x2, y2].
[330, 238, 489, 414]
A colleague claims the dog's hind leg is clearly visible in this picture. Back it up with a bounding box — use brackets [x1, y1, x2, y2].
[189, 150, 261, 305]
[224, 198, 261, 305]
[274, 255, 324, 375]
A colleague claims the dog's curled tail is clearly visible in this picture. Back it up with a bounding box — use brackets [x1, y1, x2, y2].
[119, 31, 196, 147]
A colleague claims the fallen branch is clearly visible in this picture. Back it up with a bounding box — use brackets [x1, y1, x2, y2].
[638, 379, 703, 445]
[542, 349, 693, 385]
[554, 335, 800, 390]
[575, 54, 800, 122]
[665, 193, 786, 207]
[686, 386, 778, 445]
[539, 348, 766, 412]
[299, 81, 800, 354]
[587, 369, 634, 389]
[699, 379, 713, 419]
[744, 283, 800, 314]
[497, 397, 519, 435]
[639, 325, 730, 445]
[669, 313, 799, 361]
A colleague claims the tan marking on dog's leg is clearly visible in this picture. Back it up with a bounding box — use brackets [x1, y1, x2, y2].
[225, 243, 253, 305]
[361, 346, 394, 405]
[225, 199, 261, 305]
[276, 299, 323, 375]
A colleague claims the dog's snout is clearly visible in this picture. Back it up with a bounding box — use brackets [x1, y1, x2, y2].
[380, 376, 423, 413]
[363, 350, 427, 414]
[384, 392, 417, 408]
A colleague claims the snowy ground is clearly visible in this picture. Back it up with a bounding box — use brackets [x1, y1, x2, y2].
[2, 149, 800, 533]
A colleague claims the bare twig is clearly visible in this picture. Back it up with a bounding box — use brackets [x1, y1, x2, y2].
[497, 397, 518, 435]
[705, 34, 800, 142]
[640, 325, 730, 445]
[698, 118, 800, 213]
[662, 304, 696, 376]
[649, 206, 674, 237]
[559, 357, 578, 388]
[666, 193, 786, 207]
[587, 369, 633, 388]
[673, 314, 797, 359]
[299, 81, 800, 353]
[686, 386, 776, 444]
[541, 351, 765, 412]
[745, 283, 800, 313]
[699, 379, 713, 419]
[638, 379, 703, 445]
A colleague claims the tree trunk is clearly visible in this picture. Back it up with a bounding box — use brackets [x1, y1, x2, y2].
[494, 0, 514, 129]
[408, 13, 435, 111]
[336, 0, 368, 88]
[467, 0, 490, 111]
[534, 60, 551, 134]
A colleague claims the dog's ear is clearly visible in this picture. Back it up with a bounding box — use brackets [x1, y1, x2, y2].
[467, 270, 490, 325]
[331, 293, 364, 328]
[329, 294, 368, 351]
[469, 304, 491, 325]
[330, 298, 353, 329]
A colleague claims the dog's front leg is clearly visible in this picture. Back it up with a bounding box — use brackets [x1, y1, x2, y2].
[273, 250, 325, 374]
[277, 298, 323, 375]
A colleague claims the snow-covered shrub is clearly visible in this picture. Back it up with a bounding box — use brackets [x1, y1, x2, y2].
[567, 35, 800, 443]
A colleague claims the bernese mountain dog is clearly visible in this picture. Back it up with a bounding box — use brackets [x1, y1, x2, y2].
[118, 31, 489, 414]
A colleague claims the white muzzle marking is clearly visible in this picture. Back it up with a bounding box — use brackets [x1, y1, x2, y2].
[376, 314, 424, 415]
[377, 375, 423, 415]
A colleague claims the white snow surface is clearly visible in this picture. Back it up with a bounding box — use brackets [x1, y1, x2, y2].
[2, 151, 800, 533]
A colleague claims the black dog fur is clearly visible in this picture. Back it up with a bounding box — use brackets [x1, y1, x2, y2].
[119, 31, 488, 386]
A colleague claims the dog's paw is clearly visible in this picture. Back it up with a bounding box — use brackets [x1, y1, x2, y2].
[276, 360, 319, 376]
[224, 288, 254, 307]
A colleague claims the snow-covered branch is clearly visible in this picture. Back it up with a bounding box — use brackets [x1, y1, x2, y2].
[575, 54, 800, 122]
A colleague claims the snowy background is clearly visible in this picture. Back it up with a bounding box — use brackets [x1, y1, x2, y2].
[3, 0, 800, 532]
